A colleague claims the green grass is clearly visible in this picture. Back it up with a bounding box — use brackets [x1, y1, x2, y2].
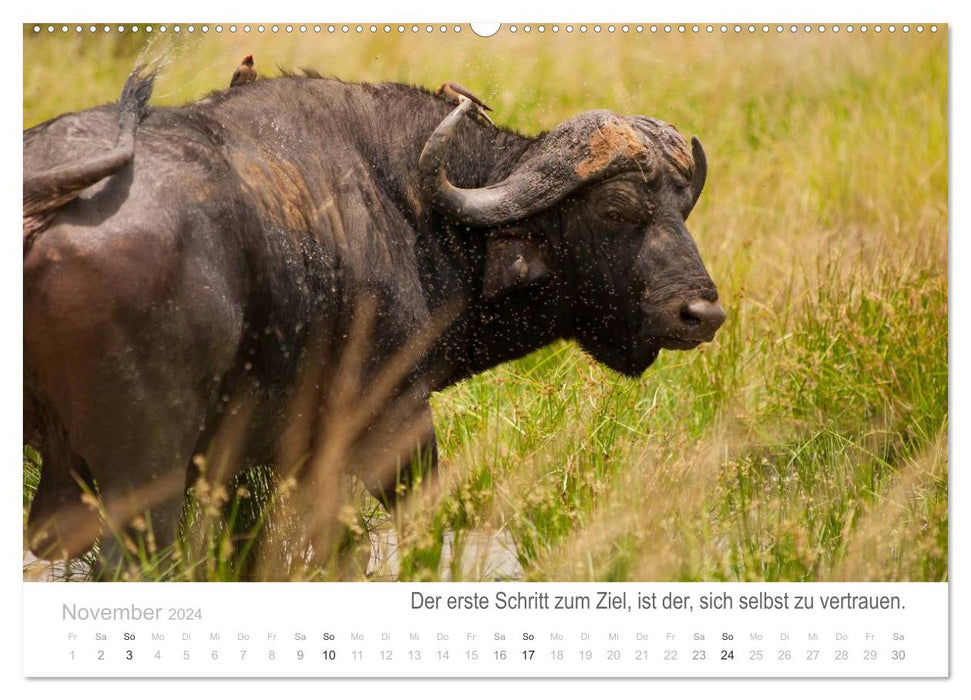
[23, 27, 947, 582]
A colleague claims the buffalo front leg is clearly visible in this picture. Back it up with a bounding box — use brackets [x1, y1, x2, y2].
[354, 397, 439, 511]
[353, 400, 441, 580]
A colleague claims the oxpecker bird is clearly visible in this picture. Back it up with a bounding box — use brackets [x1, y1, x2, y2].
[436, 81, 495, 125]
[230, 55, 257, 88]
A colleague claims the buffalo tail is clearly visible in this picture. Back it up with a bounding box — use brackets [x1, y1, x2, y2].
[23, 66, 156, 251]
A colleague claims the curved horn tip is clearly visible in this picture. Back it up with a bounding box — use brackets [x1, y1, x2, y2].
[691, 136, 707, 169]
[689, 136, 708, 211]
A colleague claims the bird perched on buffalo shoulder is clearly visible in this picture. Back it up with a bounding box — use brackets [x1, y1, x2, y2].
[230, 55, 257, 88]
[436, 81, 495, 126]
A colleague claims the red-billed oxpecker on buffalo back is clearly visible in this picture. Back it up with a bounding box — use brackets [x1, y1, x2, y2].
[23, 66, 724, 577]
[230, 54, 257, 88]
[436, 82, 495, 126]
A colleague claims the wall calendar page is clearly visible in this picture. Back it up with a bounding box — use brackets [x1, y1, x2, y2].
[21, 14, 951, 685]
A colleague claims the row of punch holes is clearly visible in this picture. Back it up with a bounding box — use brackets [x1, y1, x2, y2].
[32, 24, 939, 36]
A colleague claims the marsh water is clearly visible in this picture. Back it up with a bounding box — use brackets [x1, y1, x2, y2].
[23, 528, 523, 582]
[367, 525, 523, 581]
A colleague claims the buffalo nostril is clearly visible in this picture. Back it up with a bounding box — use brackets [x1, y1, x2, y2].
[680, 299, 726, 337]
[680, 306, 701, 326]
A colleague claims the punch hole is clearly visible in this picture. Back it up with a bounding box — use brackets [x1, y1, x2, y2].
[471, 23, 500, 37]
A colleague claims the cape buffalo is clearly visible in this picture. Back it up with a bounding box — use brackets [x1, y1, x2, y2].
[23, 68, 724, 575]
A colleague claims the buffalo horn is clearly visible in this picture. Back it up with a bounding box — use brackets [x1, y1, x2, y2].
[420, 101, 682, 228]
[687, 136, 707, 217]
[419, 99, 592, 227]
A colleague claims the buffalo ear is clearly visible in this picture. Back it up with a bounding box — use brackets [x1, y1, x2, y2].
[482, 234, 550, 299]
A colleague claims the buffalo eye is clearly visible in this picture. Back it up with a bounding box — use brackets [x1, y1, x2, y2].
[598, 186, 653, 225]
[601, 200, 653, 226]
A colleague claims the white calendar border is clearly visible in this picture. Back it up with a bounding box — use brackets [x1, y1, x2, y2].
[7, 0, 963, 695]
